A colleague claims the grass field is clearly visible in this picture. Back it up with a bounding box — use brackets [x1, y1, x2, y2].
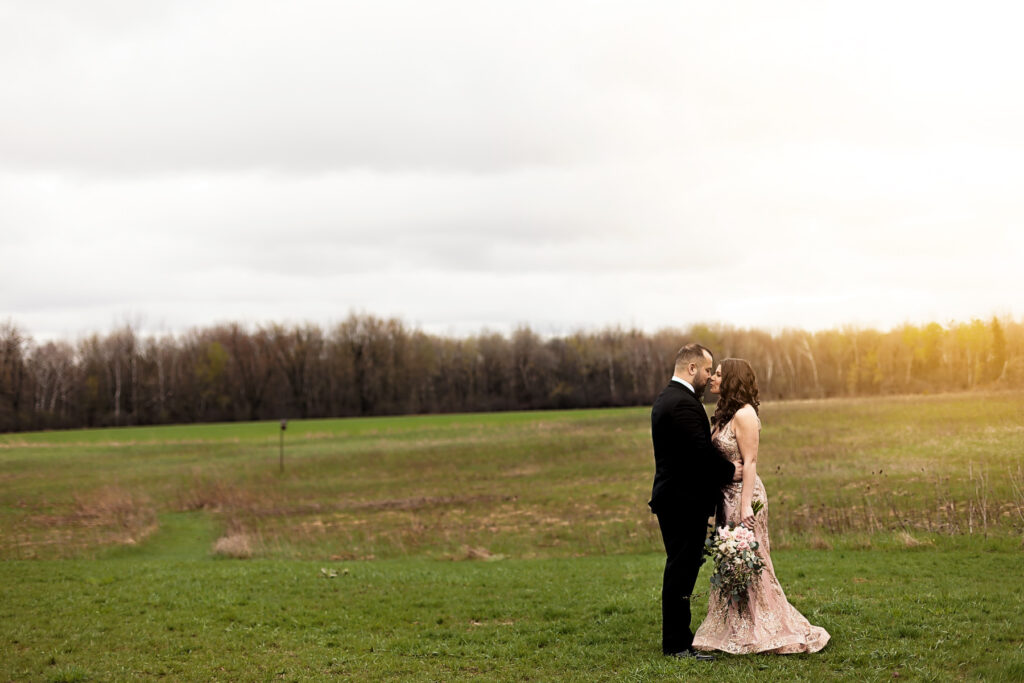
[2, 392, 1023, 680]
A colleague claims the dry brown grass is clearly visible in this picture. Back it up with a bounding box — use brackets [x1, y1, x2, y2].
[174, 472, 266, 512]
[897, 530, 933, 547]
[460, 546, 495, 560]
[7, 485, 158, 557]
[212, 533, 254, 558]
[807, 534, 834, 550]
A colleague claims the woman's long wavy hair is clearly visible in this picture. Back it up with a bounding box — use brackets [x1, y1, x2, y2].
[711, 358, 761, 430]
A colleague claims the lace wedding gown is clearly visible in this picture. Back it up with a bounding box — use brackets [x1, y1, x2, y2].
[692, 419, 830, 654]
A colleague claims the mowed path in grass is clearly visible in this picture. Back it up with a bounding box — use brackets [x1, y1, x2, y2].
[1, 393, 1023, 680]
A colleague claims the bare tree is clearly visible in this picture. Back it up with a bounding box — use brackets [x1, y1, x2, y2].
[2, 314, 1024, 432]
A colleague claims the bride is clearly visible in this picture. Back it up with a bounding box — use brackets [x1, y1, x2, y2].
[692, 358, 830, 654]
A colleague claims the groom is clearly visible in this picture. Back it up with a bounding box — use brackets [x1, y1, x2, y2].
[649, 343, 741, 660]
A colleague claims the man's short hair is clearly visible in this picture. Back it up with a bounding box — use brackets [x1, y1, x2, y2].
[674, 343, 712, 368]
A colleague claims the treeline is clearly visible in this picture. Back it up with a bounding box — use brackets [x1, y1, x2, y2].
[1, 315, 1022, 432]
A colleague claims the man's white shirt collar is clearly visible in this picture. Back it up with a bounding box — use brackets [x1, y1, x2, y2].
[671, 376, 695, 393]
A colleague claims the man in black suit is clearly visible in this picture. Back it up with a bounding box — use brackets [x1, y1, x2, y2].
[650, 343, 742, 660]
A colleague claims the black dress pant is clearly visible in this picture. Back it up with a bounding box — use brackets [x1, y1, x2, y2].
[656, 506, 710, 654]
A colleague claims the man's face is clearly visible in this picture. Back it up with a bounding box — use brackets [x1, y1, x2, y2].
[692, 351, 714, 394]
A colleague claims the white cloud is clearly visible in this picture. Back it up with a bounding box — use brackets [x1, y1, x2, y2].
[1, 1, 1022, 340]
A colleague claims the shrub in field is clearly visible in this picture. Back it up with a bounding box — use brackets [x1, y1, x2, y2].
[212, 533, 253, 559]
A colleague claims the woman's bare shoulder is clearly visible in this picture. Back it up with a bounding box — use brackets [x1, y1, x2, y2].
[733, 405, 760, 430]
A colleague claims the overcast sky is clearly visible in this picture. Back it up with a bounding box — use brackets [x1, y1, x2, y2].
[2, 1, 1022, 341]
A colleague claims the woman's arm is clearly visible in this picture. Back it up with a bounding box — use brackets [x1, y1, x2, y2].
[734, 407, 760, 527]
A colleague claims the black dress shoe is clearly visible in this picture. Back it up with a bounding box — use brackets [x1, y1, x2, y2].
[665, 649, 715, 661]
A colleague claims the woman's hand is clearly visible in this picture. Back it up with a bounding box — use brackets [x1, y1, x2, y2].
[741, 503, 755, 528]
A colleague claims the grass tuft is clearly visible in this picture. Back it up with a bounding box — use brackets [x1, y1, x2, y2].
[48, 666, 90, 683]
[896, 530, 931, 548]
[212, 533, 253, 559]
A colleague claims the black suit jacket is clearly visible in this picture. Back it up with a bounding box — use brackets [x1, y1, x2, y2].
[649, 381, 736, 516]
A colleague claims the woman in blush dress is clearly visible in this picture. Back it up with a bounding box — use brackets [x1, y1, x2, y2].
[692, 358, 830, 655]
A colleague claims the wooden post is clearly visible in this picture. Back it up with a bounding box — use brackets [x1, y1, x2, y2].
[279, 419, 287, 473]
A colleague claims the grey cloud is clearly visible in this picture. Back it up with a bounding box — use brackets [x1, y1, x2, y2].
[12, 1, 1020, 177]
[2, 1, 1023, 341]
[0, 1, 689, 175]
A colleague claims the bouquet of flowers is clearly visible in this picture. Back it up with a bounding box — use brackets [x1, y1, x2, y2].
[704, 500, 765, 613]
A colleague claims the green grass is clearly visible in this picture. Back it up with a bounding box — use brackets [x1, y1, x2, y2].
[2, 532, 1022, 681]
[2, 392, 1021, 561]
[0, 408, 626, 446]
[2, 392, 1023, 680]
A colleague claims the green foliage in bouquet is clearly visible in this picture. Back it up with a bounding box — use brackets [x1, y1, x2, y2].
[704, 500, 766, 613]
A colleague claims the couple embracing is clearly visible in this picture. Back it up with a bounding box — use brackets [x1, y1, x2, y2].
[649, 343, 830, 660]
